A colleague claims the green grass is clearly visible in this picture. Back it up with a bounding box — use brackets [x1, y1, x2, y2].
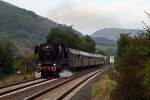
[91, 71, 116, 100]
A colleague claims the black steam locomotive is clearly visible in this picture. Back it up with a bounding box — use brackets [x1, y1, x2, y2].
[35, 39, 104, 78]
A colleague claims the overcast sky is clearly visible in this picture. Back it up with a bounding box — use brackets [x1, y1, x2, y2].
[3, 0, 150, 35]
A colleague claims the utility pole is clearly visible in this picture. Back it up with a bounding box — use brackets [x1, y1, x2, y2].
[24, 49, 29, 79]
[24, 56, 27, 79]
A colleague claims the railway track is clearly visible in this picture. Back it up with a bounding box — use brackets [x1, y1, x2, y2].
[0, 67, 109, 100]
[0, 78, 38, 89]
[26, 67, 109, 100]
[0, 78, 58, 100]
[0, 78, 53, 96]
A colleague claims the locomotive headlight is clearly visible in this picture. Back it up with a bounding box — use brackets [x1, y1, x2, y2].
[53, 63, 56, 66]
[46, 45, 49, 48]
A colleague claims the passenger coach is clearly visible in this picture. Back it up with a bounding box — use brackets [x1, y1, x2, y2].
[68, 49, 104, 70]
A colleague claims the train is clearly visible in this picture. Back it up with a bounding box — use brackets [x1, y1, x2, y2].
[34, 39, 105, 78]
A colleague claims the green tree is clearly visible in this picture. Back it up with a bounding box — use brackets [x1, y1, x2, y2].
[96, 49, 107, 56]
[0, 36, 14, 78]
[80, 35, 96, 53]
[115, 31, 150, 100]
[48, 26, 81, 50]
[47, 26, 96, 53]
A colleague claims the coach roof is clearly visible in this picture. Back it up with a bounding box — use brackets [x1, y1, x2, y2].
[69, 49, 103, 58]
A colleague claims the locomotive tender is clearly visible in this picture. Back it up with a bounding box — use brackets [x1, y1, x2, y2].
[35, 39, 104, 78]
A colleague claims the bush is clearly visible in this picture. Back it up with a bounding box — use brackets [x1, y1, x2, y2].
[115, 30, 150, 100]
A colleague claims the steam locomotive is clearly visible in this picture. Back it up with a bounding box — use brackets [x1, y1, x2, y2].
[34, 39, 104, 78]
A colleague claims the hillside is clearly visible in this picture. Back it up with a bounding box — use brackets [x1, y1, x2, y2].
[93, 37, 116, 47]
[91, 28, 140, 56]
[0, 0, 82, 55]
[92, 28, 139, 40]
[93, 37, 116, 56]
[0, 0, 58, 50]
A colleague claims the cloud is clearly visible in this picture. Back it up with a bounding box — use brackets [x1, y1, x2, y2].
[48, 0, 150, 34]
[48, 4, 121, 34]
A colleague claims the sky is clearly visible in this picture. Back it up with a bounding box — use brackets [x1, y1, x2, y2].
[3, 0, 150, 35]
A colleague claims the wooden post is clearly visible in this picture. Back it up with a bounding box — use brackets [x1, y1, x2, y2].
[24, 57, 27, 79]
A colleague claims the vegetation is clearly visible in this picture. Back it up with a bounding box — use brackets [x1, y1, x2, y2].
[0, 32, 37, 79]
[114, 27, 150, 99]
[96, 45, 116, 56]
[0, 36, 14, 79]
[93, 37, 116, 47]
[96, 49, 107, 56]
[0, 0, 43, 48]
[48, 26, 96, 53]
[0, 73, 35, 87]
[91, 70, 116, 100]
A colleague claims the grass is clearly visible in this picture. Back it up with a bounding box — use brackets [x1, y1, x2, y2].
[91, 70, 116, 100]
[0, 73, 35, 87]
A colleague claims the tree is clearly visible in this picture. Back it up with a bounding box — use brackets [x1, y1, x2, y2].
[80, 35, 96, 53]
[96, 49, 107, 56]
[47, 26, 96, 53]
[0, 36, 14, 78]
[48, 26, 81, 50]
[115, 31, 150, 99]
